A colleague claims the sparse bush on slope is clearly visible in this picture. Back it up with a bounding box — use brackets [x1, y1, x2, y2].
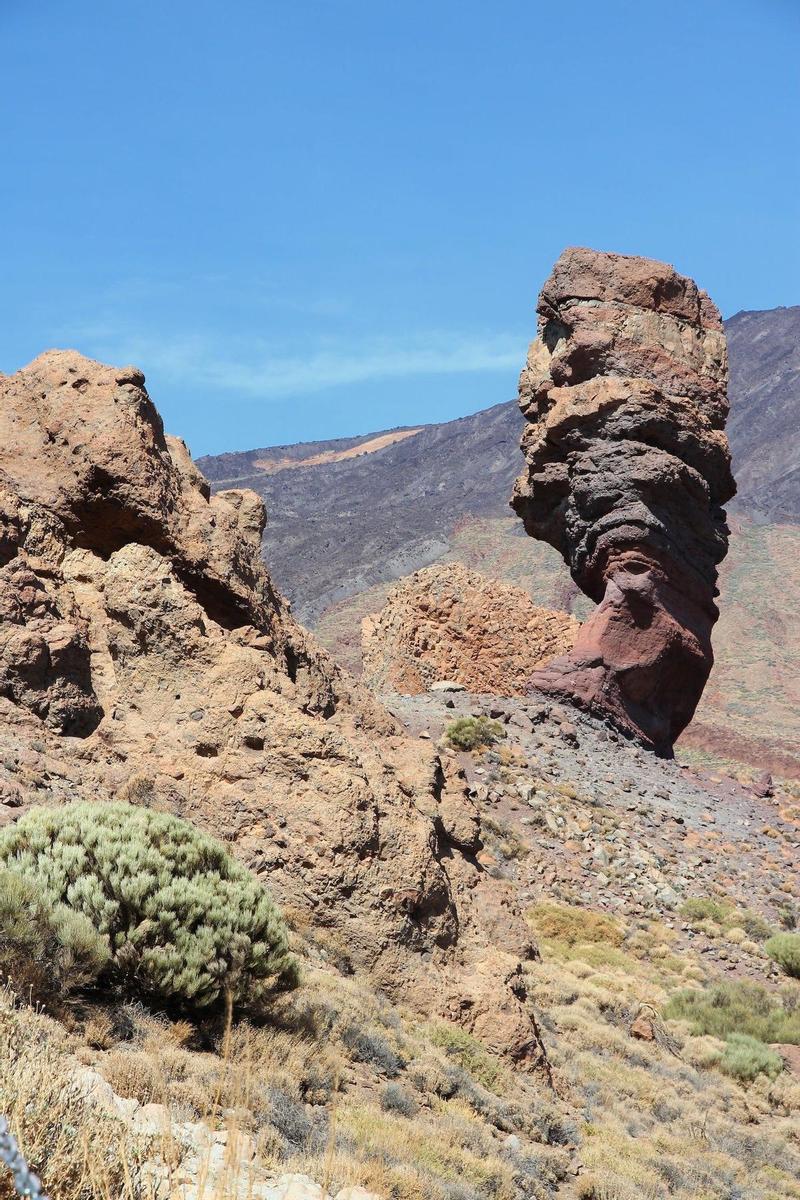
[765, 933, 800, 979]
[527, 902, 625, 949]
[680, 895, 773, 941]
[0, 802, 298, 1015]
[719, 1033, 784, 1083]
[664, 979, 800, 1044]
[381, 1082, 418, 1117]
[444, 716, 505, 751]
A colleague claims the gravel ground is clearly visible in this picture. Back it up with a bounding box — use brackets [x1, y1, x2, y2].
[384, 689, 800, 978]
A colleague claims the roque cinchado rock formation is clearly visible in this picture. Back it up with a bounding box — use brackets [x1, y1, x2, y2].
[0, 350, 543, 1064]
[511, 248, 735, 752]
[362, 562, 578, 695]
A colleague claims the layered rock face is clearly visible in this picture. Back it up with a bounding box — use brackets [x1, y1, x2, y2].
[362, 562, 578, 695]
[0, 350, 542, 1063]
[511, 248, 735, 752]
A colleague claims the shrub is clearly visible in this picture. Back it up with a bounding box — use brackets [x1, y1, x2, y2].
[739, 910, 774, 941]
[0, 868, 109, 1006]
[341, 1023, 403, 1076]
[481, 816, 529, 861]
[664, 979, 800, 1044]
[381, 1082, 418, 1117]
[444, 717, 505, 752]
[680, 896, 772, 941]
[719, 1033, 783, 1083]
[0, 802, 298, 1016]
[778, 903, 797, 930]
[428, 1023, 508, 1093]
[527, 902, 625, 948]
[765, 933, 800, 978]
[681, 897, 733, 926]
[268, 1085, 316, 1150]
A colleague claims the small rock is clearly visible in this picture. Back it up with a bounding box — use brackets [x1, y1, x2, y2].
[752, 771, 773, 798]
[263, 1176, 328, 1200]
[0, 786, 23, 807]
[633, 1022, 657, 1051]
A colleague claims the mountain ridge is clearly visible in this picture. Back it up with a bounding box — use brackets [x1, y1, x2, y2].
[198, 306, 800, 775]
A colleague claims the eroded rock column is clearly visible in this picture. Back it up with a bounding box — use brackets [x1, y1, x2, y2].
[511, 247, 735, 752]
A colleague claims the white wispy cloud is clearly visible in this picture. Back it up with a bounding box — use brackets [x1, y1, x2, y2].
[59, 327, 525, 399]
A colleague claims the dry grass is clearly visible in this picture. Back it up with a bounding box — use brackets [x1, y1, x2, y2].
[1, 895, 800, 1200]
[0, 965, 563, 1200]
[0, 988, 145, 1200]
[527, 902, 625, 949]
[524, 910, 800, 1200]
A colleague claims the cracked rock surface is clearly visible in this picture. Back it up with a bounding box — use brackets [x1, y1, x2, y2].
[0, 349, 543, 1065]
[361, 562, 578, 696]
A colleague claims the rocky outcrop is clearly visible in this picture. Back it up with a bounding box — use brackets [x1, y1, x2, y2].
[76, 1067, 384, 1200]
[361, 562, 578, 695]
[0, 350, 542, 1065]
[511, 248, 735, 752]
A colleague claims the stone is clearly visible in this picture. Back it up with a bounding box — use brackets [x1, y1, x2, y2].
[266, 1177, 327, 1200]
[0, 350, 543, 1065]
[752, 771, 773, 798]
[0, 785, 22, 807]
[131, 1102, 176, 1135]
[511, 248, 735, 753]
[361, 562, 578, 695]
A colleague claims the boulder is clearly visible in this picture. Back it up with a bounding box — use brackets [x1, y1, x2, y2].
[362, 562, 578, 695]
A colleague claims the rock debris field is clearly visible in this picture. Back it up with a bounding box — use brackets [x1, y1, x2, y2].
[387, 688, 800, 980]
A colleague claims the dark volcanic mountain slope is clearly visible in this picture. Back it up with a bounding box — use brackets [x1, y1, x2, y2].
[198, 306, 800, 776]
[203, 400, 522, 623]
[201, 427, 418, 485]
[726, 306, 800, 521]
[198, 307, 800, 621]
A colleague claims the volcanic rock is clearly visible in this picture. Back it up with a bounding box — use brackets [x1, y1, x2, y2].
[511, 248, 735, 752]
[361, 562, 578, 695]
[0, 350, 541, 1064]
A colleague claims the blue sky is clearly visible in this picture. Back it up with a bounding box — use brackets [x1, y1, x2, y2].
[1, 0, 798, 456]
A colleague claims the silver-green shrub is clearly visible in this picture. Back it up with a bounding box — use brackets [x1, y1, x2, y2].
[0, 802, 298, 1015]
[0, 868, 110, 1004]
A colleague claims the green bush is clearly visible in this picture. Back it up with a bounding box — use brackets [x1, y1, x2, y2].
[719, 1033, 783, 1083]
[428, 1022, 508, 1093]
[0, 868, 110, 1005]
[679, 896, 772, 941]
[680, 897, 732, 926]
[765, 933, 800, 978]
[0, 802, 298, 1016]
[444, 717, 505, 752]
[664, 979, 800, 1044]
